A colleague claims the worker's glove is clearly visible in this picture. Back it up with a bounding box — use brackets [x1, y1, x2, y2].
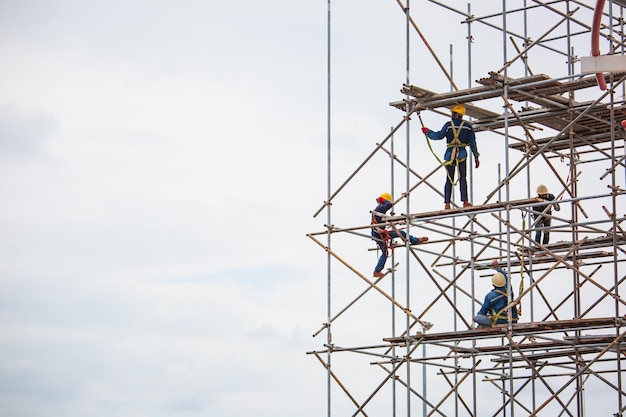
[421, 127, 429, 134]
[475, 159, 480, 168]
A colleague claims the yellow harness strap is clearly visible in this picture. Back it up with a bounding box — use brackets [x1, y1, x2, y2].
[419, 113, 446, 166]
[447, 121, 466, 162]
[419, 113, 463, 186]
[490, 289, 519, 324]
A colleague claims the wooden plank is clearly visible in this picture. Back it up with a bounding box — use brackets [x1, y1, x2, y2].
[391, 73, 626, 154]
[402, 197, 541, 220]
[383, 316, 626, 345]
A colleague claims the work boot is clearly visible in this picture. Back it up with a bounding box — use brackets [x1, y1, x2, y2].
[444, 203, 451, 210]
[463, 201, 473, 207]
[373, 270, 384, 278]
[410, 236, 428, 245]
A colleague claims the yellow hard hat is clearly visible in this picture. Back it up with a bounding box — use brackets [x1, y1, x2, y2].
[451, 104, 466, 115]
[379, 192, 393, 202]
[492, 272, 506, 287]
[536, 184, 549, 194]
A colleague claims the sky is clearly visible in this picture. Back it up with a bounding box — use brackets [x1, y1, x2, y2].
[0, 1, 622, 417]
[0, 1, 330, 416]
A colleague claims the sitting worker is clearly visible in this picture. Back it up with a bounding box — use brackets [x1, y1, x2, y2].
[473, 260, 519, 327]
[533, 184, 560, 246]
[371, 192, 428, 278]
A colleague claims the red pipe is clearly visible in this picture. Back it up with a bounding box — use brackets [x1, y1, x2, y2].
[592, 0, 607, 90]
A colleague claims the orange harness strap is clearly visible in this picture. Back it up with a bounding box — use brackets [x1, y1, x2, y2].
[379, 229, 393, 257]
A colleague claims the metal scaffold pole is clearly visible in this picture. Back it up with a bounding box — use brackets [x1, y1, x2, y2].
[309, 1, 626, 416]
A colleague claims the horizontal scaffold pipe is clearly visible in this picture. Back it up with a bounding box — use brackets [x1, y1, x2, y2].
[493, 220, 626, 315]
[458, 337, 626, 361]
[308, 193, 624, 250]
[397, 72, 613, 111]
[383, 316, 626, 346]
[494, 92, 614, 198]
[400, 197, 541, 222]
[529, 329, 626, 416]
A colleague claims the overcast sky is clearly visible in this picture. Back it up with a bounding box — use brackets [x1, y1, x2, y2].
[0, 1, 619, 417]
[0, 2, 331, 416]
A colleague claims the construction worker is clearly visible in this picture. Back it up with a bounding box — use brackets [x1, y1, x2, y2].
[533, 184, 560, 245]
[473, 260, 519, 327]
[371, 192, 428, 278]
[421, 104, 480, 209]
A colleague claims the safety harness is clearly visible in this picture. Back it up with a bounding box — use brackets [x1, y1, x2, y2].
[446, 120, 466, 164]
[489, 289, 520, 324]
[371, 217, 394, 258]
[419, 112, 466, 186]
[489, 218, 527, 325]
[379, 229, 393, 257]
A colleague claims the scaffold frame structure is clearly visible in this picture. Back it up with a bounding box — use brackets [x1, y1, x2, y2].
[308, 1, 626, 416]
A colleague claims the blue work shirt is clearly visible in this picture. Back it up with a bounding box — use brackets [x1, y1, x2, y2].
[477, 268, 519, 324]
[534, 193, 561, 216]
[426, 118, 479, 162]
[371, 200, 393, 237]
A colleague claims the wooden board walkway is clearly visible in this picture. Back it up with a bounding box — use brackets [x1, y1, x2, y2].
[383, 316, 626, 346]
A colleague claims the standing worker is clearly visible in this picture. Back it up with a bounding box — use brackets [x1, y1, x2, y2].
[473, 260, 519, 327]
[533, 184, 560, 246]
[421, 104, 480, 210]
[371, 192, 428, 278]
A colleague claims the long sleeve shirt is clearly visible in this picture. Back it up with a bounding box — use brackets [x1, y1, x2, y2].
[426, 118, 479, 162]
[534, 193, 560, 216]
[371, 200, 393, 237]
[477, 268, 519, 324]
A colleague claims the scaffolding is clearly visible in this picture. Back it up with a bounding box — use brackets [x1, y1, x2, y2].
[307, 1, 626, 416]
